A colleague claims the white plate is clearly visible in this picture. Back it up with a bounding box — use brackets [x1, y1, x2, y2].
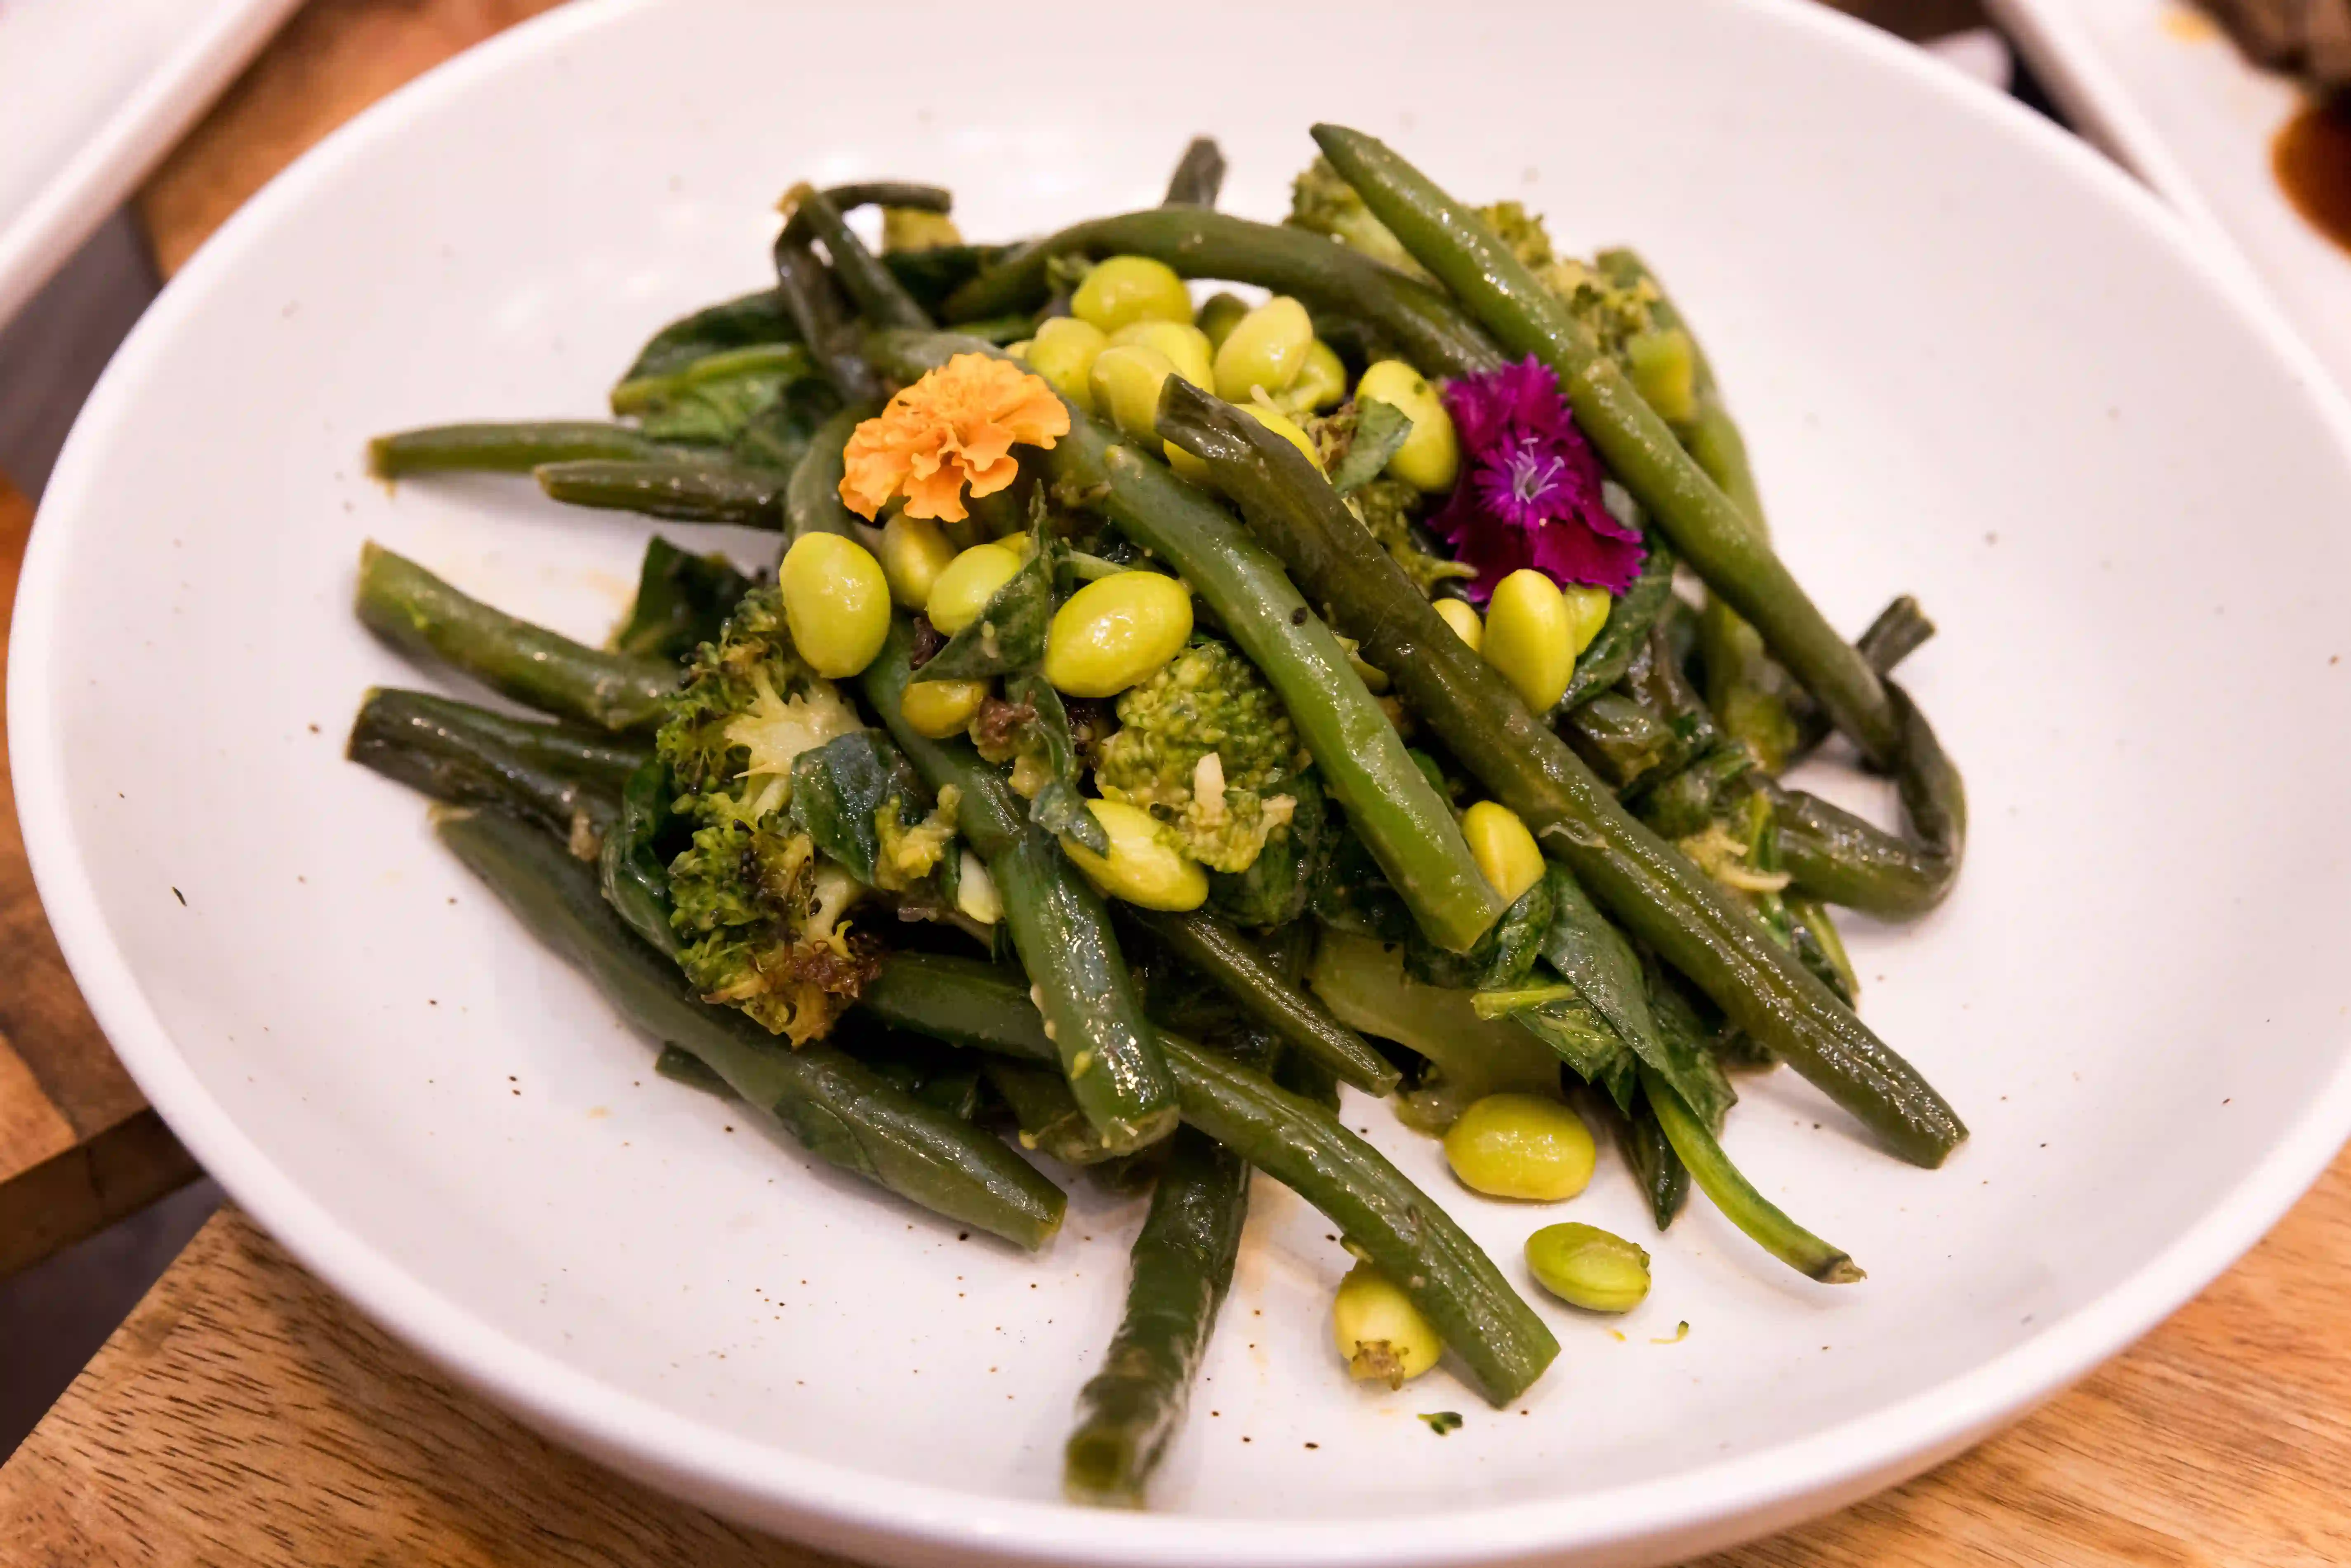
[0, 0, 303, 326]
[15, 0, 2351, 1563]
[1990, 0, 2351, 388]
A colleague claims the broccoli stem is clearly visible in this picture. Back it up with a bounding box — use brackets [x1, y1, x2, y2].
[859, 951, 1560, 1406]
[1133, 910, 1398, 1096]
[346, 687, 648, 843]
[437, 809, 1066, 1250]
[533, 459, 783, 527]
[367, 421, 669, 478]
[867, 329, 1504, 957]
[1642, 1066, 1861, 1284]
[1064, 1125, 1247, 1507]
[354, 544, 679, 732]
[865, 621, 1180, 1156]
[1151, 377, 1965, 1168]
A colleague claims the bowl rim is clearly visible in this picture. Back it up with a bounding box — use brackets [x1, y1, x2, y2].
[16, 0, 2351, 1560]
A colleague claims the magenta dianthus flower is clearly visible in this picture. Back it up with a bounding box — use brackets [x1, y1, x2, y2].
[1430, 357, 1644, 602]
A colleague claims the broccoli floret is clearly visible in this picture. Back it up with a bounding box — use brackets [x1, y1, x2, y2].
[657, 586, 876, 1043]
[1299, 403, 1477, 598]
[881, 207, 963, 253]
[1352, 474, 1477, 598]
[875, 786, 961, 891]
[1307, 931, 1562, 1133]
[1092, 641, 1302, 874]
[1470, 200, 1664, 365]
[1289, 156, 1430, 279]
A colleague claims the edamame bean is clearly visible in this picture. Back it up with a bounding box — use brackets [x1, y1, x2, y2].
[1331, 1262, 1441, 1388]
[1196, 291, 1250, 351]
[1442, 1093, 1595, 1201]
[1042, 572, 1194, 698]
[1356, 359, 1460, 492]
[1071, 255, 1192, 334]
[1241, 404, 1322, 469]
[778, 533, 889, 678]
[1060, 798, 1207, 911]
[1623, 327, 1698, 426]
[879, 512, 959, 612]
[1277, 338, 1348, 414]
[926, 542, 1025, 635]
[1461, 801, 1542, 903]
[1110, 320, 1215, 394]
[1023, 317, 1109, 413]
[1434, 597, 1482, 653]
[1481, 569, 1574, 712]
[1563, 584, 1613, 658]
[954, 849, 1003, 924]
[899, 677, 989, 739]
[1089, 344, 1180, 441]
[1091, 344, 1213, 480]
[1526, 1222, 1651, 1313]
[1213, 295, 1313, 403]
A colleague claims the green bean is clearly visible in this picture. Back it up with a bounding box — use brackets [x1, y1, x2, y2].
[346, 687, 646, 845]
[367, 421, 668, 478]
[782, 183, 933, 332]
[1765, 683, 1962, 919]
[1064, 1126, 1247, 1508]
[1782, 595, 1936, 768]
[865, 622, 1178, 1155]
[1160, 137, 1227, 209]
[1592, 248, 1803, 770]
[1311, 125, 1904, 769]
[869, 328, 1503, 956]
[437, 810, 1065, 1249]
[784, 403, 874, 541]
[621, 288, 799, 383]
[534, 459, 782, 526]
[816, 180, 953, 216]
[985, 1060, 1127, 1167]
[1132, 909, 1398, 1095]
[1152, 380, 1963, 1167]
[775, 237, 883, 404]
[1641, 1065, 1861, 1284]
[354, 543, 677, 732]
[860, 951, 1559, 1405]
[940, 210, 1502, 381]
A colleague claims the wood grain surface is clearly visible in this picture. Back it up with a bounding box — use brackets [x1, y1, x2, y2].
[6, 1155, 2348, 1568]
[138, 0, 567, 276]
[9, 0, 2345, 1564]
[0, 473, 199, 1280]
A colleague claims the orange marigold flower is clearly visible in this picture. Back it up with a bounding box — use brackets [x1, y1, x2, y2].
[837, 353, 1070, 523]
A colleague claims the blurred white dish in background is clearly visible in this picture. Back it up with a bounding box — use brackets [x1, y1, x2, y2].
[0, 0, 301, 326]
[15, 1, 2351, 1563]
[1993, 0, 2351, 388]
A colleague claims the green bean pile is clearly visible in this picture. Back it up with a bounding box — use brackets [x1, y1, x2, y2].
[350, 126, 1965, 1508]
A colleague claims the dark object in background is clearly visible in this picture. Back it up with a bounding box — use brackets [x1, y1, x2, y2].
[2202, 0, 2351, 90]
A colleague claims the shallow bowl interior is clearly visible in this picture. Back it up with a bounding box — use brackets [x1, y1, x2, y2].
[16, 0, 2351, 1563]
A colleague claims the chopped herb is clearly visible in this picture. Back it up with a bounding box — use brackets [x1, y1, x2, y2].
[1419, 1410, 1464, 1435]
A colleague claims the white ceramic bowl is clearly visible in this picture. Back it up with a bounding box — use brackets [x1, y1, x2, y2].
[16, 1, 2351, 1562]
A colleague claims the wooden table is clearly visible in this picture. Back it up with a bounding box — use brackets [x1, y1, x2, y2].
[6, 1, 2351, 1561]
